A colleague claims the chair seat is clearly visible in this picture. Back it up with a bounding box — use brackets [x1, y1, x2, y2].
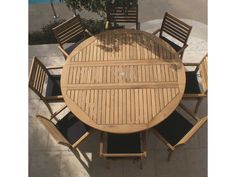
[107, 133, 141, 154]
[185, 71, 201, 94]
[65, 38, 85, 55]
[46, 75, 61, 97]
[160, 36, 182, 53]
[56, 112, 90, 144]
[154, 111, 193, 146]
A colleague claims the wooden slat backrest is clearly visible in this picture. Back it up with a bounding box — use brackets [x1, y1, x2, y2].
[197, 54, 208, 93]
[176, 116, 207, 147]
[37, 115, 71, 147]
[160, 12, 192, 45]
[28, 56, 50, 99]
[52, 15, 85, 46]
[106, 3, 138, 23]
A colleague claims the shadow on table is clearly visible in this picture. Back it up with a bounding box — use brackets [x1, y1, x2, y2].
[94, 29, 178, 61]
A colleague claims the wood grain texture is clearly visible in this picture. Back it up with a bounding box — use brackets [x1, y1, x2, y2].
[61, 29, 186, 133]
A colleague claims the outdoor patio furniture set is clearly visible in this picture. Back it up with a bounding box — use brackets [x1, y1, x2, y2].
[29, 2, 208, 169]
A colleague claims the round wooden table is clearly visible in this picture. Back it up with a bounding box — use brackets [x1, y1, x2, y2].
[61, 29, 186, 134]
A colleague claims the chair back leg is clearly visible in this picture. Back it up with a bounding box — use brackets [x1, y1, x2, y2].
[194, 97, 204, 114]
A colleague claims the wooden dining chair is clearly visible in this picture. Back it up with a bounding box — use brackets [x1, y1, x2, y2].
[152, 103, 207, 161]
[152, 12, 192, 59]
[105, 1, 140, 30]
[36, 104, 91, 160]
[183, 54, 208, 114]
[52, 15, 92, 59]
[28, 56, 63, 115]
[99, 132, 147, 169]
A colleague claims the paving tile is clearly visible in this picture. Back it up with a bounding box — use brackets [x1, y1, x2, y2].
[28, 88, 40, 99]
[185, 148, 207, 177]
[155, 149, 189, 177]
[29, 151, 62, 177]
[46, 134, 69, 151]
[198, 123, 207, 148]
[29, 98, 40, 123]
[45, 56, 65, 65]
[29, 122, 49, 151]
[29, 44, 63, 58]
[147, 130, 167, 151]
[196, 98, 208, 118]
[182, 134, 200, 150]
[37, 101, 66, 118]
[88, 155, 124, 177]
[60, 151, 90, 177]
[123, 150, 157, 177]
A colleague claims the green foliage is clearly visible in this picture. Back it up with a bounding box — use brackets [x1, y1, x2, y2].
[29, 19, 65, 45]
[63, 0, 106, 16]
[29, 18, 105, 45]
[62, 0, 138, 17]
[81, 19, 105, 34]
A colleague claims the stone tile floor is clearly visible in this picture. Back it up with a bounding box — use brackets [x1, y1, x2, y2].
[29, 20, 207, 177]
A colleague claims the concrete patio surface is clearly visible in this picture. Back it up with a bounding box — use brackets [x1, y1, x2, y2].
[29, 18, 208, 177]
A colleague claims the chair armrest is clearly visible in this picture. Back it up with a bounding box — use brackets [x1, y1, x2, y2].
[46, 66, 63, 70]
[152, 28, 161, 35]
[177, 44, 188, 55]
[183, 93, 207, 98]
[58, 46, 69, 57]
[85, 29, 92, 37]
[72, 131, 91, 148]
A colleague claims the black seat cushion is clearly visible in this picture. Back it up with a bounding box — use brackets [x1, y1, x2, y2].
[154, 111, 193, 146]
[160, 36, 182, 53]
[107, 133, 141, 154]
[185, 71, 201, 94]
[56, 112, 90, 144]
[46, 75, 61, 97]
[65, 37, 85, 55]
[65, 42, 80, 55]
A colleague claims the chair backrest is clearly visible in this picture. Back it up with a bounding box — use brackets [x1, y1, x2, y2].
[29, 56, 50, 100]
[37, 115, 71, 147]
[160, 12, 192, 46]
[52, 15, 85, 47]
[176, 116, 207, 147]
[28, 56, 54, 114]
[197, 54, 208, 93]
[106, 2, 139, 24]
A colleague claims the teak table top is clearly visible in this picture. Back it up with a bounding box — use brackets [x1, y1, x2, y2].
[61, 29, 186, 133]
